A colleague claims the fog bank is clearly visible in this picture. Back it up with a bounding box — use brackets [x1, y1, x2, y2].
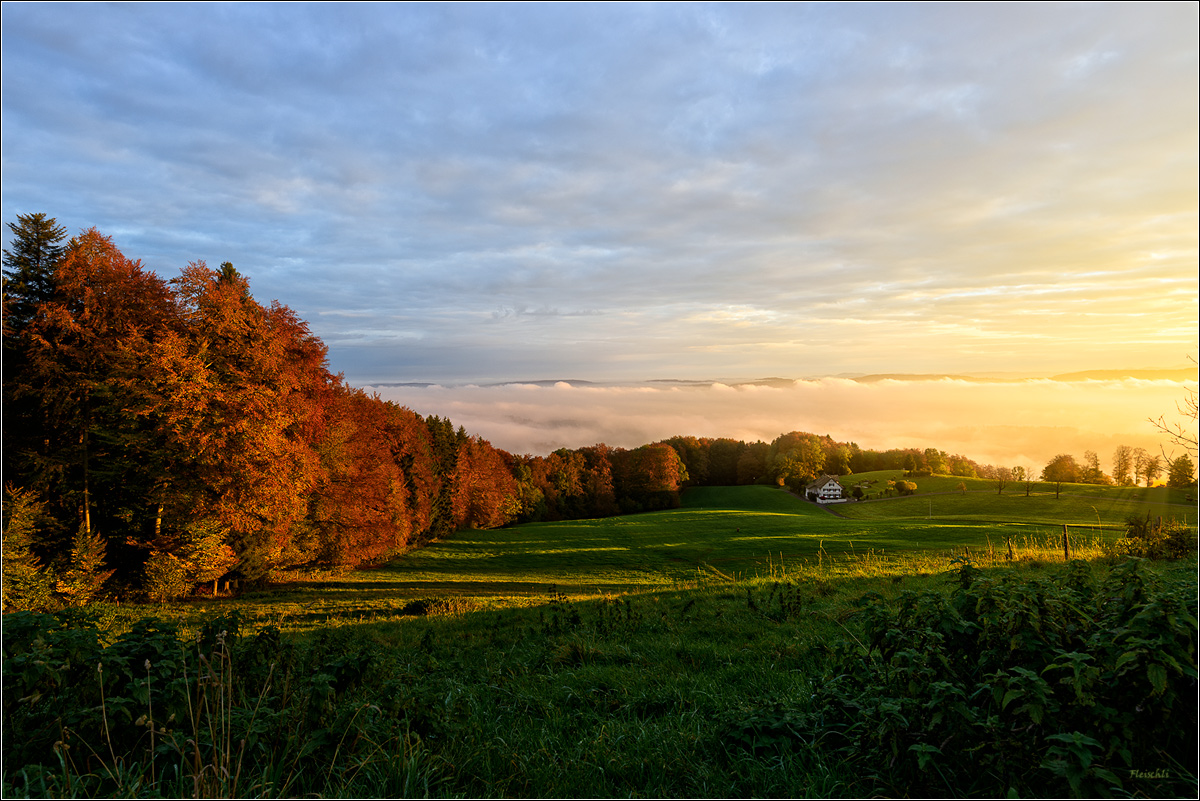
[367, 377, 1195, 474]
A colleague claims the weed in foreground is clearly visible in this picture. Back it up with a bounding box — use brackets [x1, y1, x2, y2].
[2, 612, 447, 799]
[724, 557, 1198, 798]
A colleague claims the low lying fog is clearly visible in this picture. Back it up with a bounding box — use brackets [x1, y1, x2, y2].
[368, 377, 1194, 474]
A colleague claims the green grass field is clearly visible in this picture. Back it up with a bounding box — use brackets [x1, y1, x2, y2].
[836, 470, 1194, 526]
[94, 480, 1191, 636]
[5, 482, 1196, 799]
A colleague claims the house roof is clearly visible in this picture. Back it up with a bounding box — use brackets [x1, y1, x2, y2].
[805, 474, 843, 491]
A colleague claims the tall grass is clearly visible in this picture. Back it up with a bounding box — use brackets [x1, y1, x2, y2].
[746, 527, 1110, 586]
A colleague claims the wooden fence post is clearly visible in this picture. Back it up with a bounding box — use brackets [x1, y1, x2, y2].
[1062, 524, 1070, 562]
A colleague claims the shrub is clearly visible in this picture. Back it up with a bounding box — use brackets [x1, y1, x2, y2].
[731, 559, 1198, 798]
[143, 550, 191, 602]
[1112, 515, 1197, 560]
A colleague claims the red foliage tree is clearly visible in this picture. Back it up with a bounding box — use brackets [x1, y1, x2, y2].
[19, 229, 177, 553]
[161, 262, 329, 577]
[452, 436, 519, 530]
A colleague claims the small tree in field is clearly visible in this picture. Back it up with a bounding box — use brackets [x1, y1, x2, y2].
[1042, 454, 1081, 499]
[140, 519, 239, 601]
[1022, 467, 1035, 496]
[143, 551, 190, 602]
[55, 523, 114, 606]
[180, 519, 239, 594]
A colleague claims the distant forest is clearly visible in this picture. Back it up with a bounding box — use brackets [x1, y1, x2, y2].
[0, 215, 1185, 604]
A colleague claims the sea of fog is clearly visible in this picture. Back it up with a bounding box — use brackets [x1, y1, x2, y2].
[365, 376, 1196, 473]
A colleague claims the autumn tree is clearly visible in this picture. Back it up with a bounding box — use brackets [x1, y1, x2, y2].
[452, 436, 518, 530]
[156, 262, 330, 579]
[768, 432, 826, 489]
[307, 387, 411, 565]
[13, 229, 177, 559]
[1142, 454, 1163, 487]
[1080, 450, 1111, 485]
[825, 444, 854, 477]
[577, 445, 619, 517]
[924, 448, 948, 475]
[949, 455, 979, 478]
[661, 436, 710, 486]
[736, 442, 769, 484]
[612, 444, 687, 512]
[1042, 454, 1082, 499]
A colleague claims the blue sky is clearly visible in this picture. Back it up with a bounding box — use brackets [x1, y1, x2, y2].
[4, 2, 1196, 388]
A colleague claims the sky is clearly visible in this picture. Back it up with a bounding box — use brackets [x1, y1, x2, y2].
[3, 2, 1197, 464]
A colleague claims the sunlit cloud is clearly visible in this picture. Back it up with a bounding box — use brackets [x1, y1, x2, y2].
[369, 377, 1197, 472]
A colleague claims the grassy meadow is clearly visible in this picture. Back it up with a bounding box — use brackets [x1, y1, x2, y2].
[838, 470, 1194, 526]
[150, 477, 1191, 636]
[4, 481, 1197, 798]
[69, 481, 1150, 636]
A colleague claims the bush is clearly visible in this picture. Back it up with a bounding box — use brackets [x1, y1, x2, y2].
[732, 559, 1198, 798]
[1112, 515, 1197, 560]
[142, 550, 191, 601]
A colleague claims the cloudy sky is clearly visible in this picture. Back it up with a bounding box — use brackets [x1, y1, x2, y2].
[3, 2, 1196, 462]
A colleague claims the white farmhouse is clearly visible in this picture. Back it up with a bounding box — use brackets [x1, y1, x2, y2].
[806, 475, 846, 504]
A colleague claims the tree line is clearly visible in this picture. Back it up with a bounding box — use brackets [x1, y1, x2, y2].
[1040, 448, 1194, 495]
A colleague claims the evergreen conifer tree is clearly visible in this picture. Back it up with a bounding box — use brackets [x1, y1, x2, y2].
[2, 486, 55, 612]
[3, 212, 67, 336]
[54, 523, 115, 606]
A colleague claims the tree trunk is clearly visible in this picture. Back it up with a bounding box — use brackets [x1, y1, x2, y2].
[81, 404, 91, 537]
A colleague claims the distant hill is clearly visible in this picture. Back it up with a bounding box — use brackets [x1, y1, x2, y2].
[849, 369, 1198, 383]
[1049, 369, 1198, 382]
[851, 373, 995, 383]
